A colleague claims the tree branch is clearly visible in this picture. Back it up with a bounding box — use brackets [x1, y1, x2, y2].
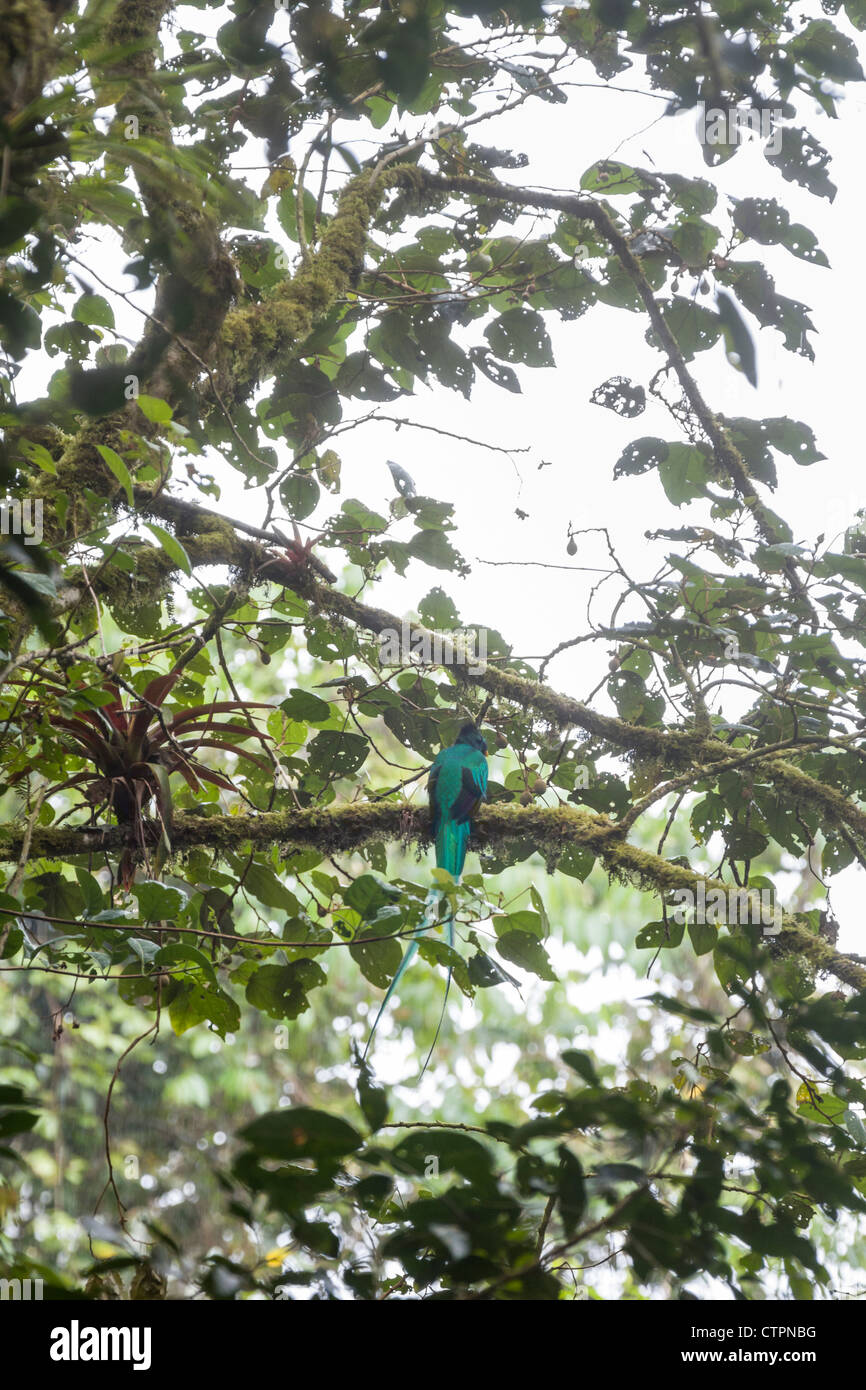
[52, 487, 866, 854]
[0, 802, 861, 990]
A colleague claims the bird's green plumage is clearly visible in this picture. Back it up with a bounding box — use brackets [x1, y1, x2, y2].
[363, 724, 488, 1070]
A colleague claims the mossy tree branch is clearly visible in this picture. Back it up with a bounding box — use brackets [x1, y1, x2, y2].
[51, 486, 866, 855]
[1, 801, 861, 990]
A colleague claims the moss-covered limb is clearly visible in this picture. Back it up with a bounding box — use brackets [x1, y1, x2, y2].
[0, 1, 57, 128]
[0, 802, 415, 860]
[314, 578, 866, 842]
[217, 175, 380, 402]
[215, 166, 418, 407]
[0, 0, 67, 294]
[600, 834, 866, 991]
[102, 0, 173, 125]
[47, 489, 866, 849]
[0, 800, 861, 990]
[48, 494, 279, 638]
[767, 759, 866, 843]
[618, 748, 866, 848]
[37, 164, 394, 547]
[33, 0, 235, 543]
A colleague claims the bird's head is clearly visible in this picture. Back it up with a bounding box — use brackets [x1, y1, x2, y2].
[456, 722, 487, 755]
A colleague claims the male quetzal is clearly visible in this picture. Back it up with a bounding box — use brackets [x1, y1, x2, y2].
[364, 722, 488, 1068]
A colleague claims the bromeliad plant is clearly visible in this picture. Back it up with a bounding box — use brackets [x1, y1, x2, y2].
[30, 671, 272, 885]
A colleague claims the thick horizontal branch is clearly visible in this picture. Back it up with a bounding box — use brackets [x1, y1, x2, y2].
[1, 801, 862, 991]
[55, 486, 866, 852]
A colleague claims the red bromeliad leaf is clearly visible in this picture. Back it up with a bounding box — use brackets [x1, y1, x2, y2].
[176, 738, 272, 772]
[45, 770, 102, 797]
[148, 762, 174, 831]
[142, 671, 183, 708]
[171, 721, 272, 743]
[54, 719, 126, 775]
[26, 682, 275, 827]
[166, 701, 272, 731]
[173, 763, 204, 793]
[128, 671, 184, 745]
[186, 765, 238, 793]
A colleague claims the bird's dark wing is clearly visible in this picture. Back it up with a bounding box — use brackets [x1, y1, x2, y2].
[451, 759, 487, 824]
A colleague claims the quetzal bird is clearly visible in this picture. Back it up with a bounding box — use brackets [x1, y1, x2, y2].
[364, 722, 488, 1069]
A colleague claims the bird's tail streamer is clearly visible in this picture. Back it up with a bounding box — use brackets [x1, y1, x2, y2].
[363, 885, 455, 1076]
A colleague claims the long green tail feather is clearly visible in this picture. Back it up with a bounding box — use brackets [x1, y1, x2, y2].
[436, 818, 470, 879]
[418, 818, 467, 1072]
[362, 889, 440, 1061]
[364, 787, 472, 1068]
[418, 911, 454, 1079]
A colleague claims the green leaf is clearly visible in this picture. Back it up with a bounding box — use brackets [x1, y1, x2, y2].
[280, 688, 330, 723]
[344, 874, 401, 920]
[245, 960, 326, 1019]
[580, 160, 645, 195]
[635, 919, 685, 950]
[17, 437, 57, 474]
[716, 291, 757, 388]
[407, 529, 461, 571]
[557, 846, 595, 881]
[280, 474, 320, 520]
[350, 933, 404, 989]
[136, 394, 173, 423]
[96, 444, 134, 507]
[658, 443, 710, 506]
[240, 1107, 363, 1160]
[75, 867, 104, 916]
[0, 1110, 39, 1139]
[243, 863, 299, 913]
[417, 587, 461, 629]
[496, 930, 557, 981]
[392, 1129, 495, 1184]
[557, 1146, 587, 1235]
[145, 523, 191, 575]
[562, 1049, 599, 1085]
[796, 1083, 847, 1126]
[134, 880, 185, 922]
[357, 1060, 389, 1132]
[154, 942, 217, 987]
[308, 730, 369, 779]
[0, 290, 40, 358]
[484, 308, 554, 368]
[688, 920, 717, 956]
[0, 195, 40, 249]
[73, 293, 114, 328]
[468, 951, 519, 989]
[169, 982, 240, 1038]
